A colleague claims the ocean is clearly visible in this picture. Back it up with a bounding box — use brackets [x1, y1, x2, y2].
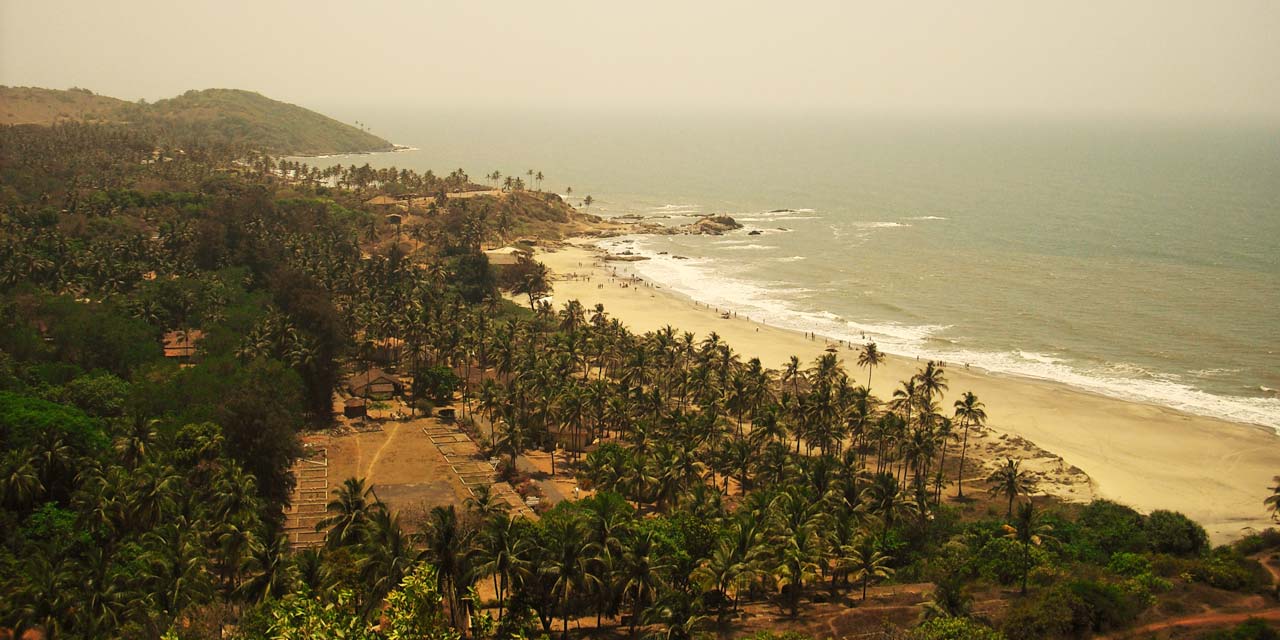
[303, 107, 1280, 431]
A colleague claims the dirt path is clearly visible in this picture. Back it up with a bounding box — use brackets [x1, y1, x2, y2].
[362, 421, 402, 481]
[1105, 549, 1280, 638]
[1111, 609, 1280, 637]
[1255, 550, 1280, 585]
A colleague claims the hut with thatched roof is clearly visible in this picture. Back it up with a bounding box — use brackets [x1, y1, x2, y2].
[343, 397, 368, 419]
[347, 368, 402, 399]
[365, 195, 398, 207]
[162, 330, 204, 362]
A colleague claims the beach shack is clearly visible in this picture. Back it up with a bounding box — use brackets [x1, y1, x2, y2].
[162, 330, 203, 363]
[347, 368, 402, 399]
[343, 397, 368, 419]
[365, 195, 399, 207]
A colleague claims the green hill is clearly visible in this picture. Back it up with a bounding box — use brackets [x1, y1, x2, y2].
[0, 86, 393, 155]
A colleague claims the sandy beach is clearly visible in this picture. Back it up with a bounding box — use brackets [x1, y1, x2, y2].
[532, 240, 1280, 542]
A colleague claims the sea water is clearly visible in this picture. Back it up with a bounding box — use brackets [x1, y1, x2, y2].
[302, 108, 1280, 431]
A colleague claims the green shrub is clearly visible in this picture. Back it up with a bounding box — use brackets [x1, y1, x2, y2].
[1107, 552, 1152, 577]
[911, 617, 1005, 640]
[1186, 550, 1271, 592]
[976, 537, 1050, 586]
[1145, 510, 1208, 556]
[1233, 528, 1280, 556]
[1149, 553, 1192, 578]
[1068, 579, 1146, 632]
[1204, 618, 1280, 640]
[1002, 587, 1080, 640]
[1076, 500, 1147, 558]
[741, 633, 816, 640]
[1002, 579, 1146, 640]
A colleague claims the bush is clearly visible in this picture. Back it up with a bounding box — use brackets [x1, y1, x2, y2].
[975, 537, 1050, 586]
[741, 633, 815, 640]
[1186, 550, 1271, 592]
[910, 618, 1004, 640]
[1076, 500, 1148, 558]
[1145, 510, 1208, 556]
[1002, 587, 1079, 640]
[1107, 552, 1152, 577]
[1002, 579, 1146, 640]
[1204, 618, 1280, 640]
[1234, 528, 1280, 556]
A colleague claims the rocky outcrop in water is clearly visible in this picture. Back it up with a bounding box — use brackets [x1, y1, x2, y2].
[671, 215, 742, 236]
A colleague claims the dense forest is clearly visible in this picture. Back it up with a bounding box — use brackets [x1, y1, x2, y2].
[1, 120, 1279, 640]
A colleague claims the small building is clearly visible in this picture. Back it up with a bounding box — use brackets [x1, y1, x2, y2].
[162, 330, 204, 362]
[347, 368, 402, 399]
[343, 397, 368, 419]
[365, 195, 399, 207]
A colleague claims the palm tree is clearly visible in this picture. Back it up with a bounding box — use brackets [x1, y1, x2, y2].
[361, 509, 421, 611]
[0, 448, 43, 511]
[478, 514, 530, 620]
[987, 458, 1034, 517]
[465, 484, 510, 520]
[316, 477, 383, 548]
[1267, 476, 1280, 522]
[914, 360, 948, 402]
[422, 505, 478, 631]
[772, 526, 820, 617]
[953, 392, 987, 499]
[583, 195, 594, 209]
[239, 532, 294, 604]
[842, 534, 894, 601]
[861, 472, 917, 534]
[857, 342, 884, 390]
[1004, 502, 1055, 594]
[622, 529, 671, 638]
[542, 518, 602, 640]
[692, 540, 747, 623]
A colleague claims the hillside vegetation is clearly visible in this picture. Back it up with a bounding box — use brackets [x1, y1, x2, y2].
[0, 86, 393, 155]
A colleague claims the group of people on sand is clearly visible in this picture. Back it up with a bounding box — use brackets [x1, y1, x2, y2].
[579, 258, 985, 370]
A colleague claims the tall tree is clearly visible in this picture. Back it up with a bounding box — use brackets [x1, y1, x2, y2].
[857, 342, 884, 390]
[953, 392, 987, 499]
[987, 458, 1033, 517]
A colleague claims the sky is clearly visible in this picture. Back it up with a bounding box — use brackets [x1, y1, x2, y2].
[2, 0, 1278, 120]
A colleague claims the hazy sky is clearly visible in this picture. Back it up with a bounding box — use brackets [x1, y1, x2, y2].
[2, 0, 1278, 119]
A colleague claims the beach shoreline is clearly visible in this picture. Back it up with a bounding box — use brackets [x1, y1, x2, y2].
[532, 238, 1280, 543]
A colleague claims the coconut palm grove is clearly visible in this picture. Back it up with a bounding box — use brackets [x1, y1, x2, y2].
[2, 101, 1280, 640]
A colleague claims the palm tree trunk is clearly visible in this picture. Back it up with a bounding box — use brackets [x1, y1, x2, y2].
[1021, 542, 1030, 594]
[956, 421, 971, 498]
[935, 442, 948, 502]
